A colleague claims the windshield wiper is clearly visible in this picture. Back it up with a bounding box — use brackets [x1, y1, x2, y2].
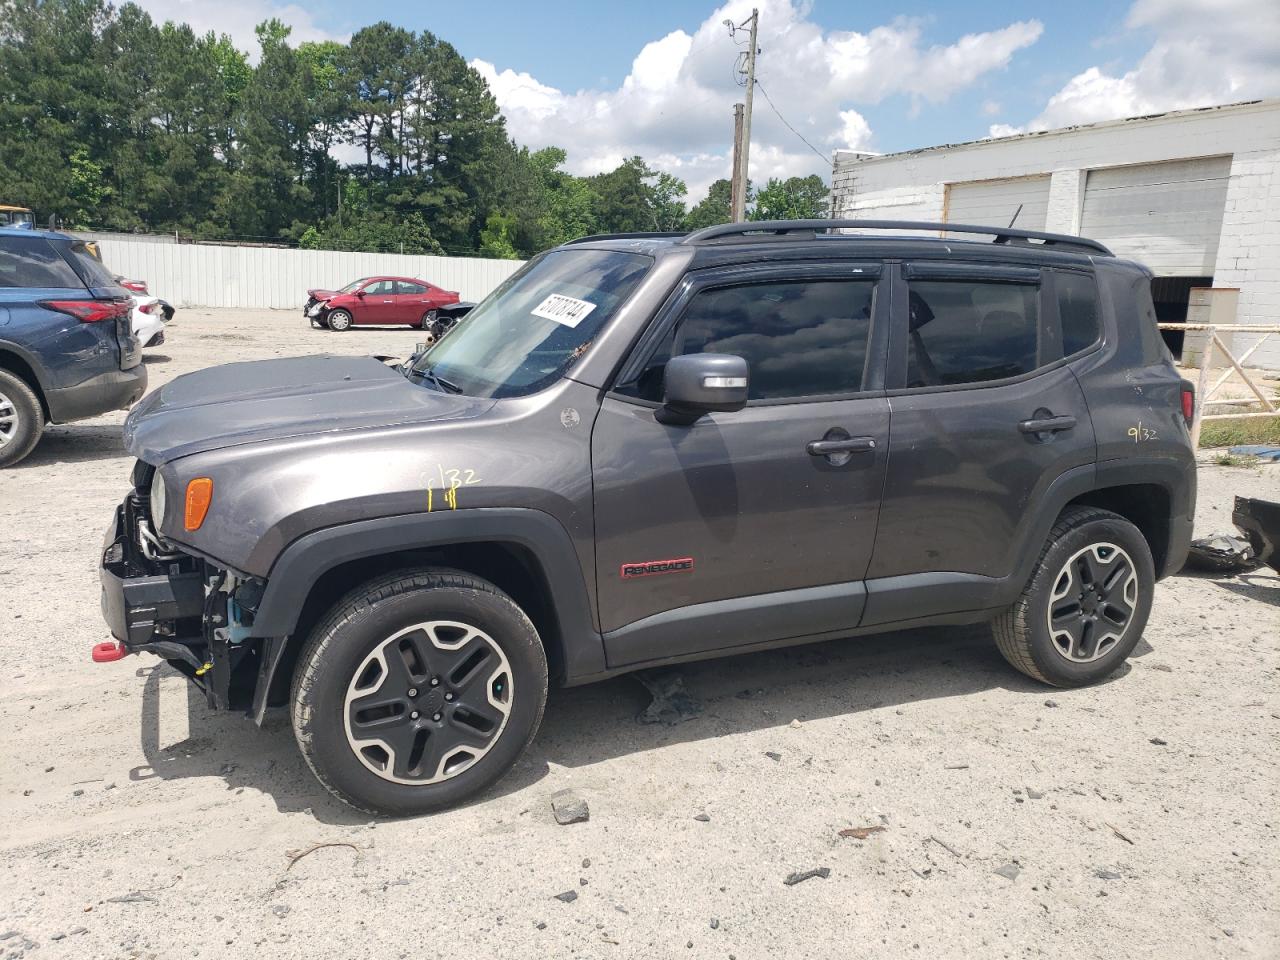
[409, 364, 462, 394]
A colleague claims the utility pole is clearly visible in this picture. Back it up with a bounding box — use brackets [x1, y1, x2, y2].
[730, 8, 759, 222]
[730, 103, 744, 222]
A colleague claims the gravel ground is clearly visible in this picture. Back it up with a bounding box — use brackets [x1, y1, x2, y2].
[0, 308, 1277, 960]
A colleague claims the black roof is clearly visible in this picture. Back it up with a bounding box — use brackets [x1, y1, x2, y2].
[565, 219, 1120, 272]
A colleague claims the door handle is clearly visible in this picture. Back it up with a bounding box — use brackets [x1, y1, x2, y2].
[807, 437, 876, 456]
[1018, 414, 1077, 434]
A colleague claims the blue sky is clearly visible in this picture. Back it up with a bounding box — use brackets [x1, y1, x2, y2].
[144, 0, 1280, 199]
[297, 0, 1143, 152]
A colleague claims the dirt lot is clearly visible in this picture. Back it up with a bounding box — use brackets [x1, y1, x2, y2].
[1, 308, 1277, 960]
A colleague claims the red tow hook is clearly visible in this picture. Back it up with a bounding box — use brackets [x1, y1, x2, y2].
[91, 641, 129, 663]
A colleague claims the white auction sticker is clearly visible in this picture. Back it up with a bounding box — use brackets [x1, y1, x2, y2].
[531, 293, 597, 328]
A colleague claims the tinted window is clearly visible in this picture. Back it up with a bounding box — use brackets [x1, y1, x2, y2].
[396, 281, 426, 295]
[0, 236, 83, 288]
[62, 240, 118, 288]
[364, 280, 394, 295]
[1056, 271, 1101, 355]
[906, 280, 1039, 387]
[625, 279, 875, 402]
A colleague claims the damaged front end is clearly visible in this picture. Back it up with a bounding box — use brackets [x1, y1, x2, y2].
[98, 462, 281, 721]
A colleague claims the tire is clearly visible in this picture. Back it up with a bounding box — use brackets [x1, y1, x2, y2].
[327, 309, 353, 331]
[419, 309, 438, 331]
[0, 369, 44, 468]
[291, 568, 548, 816]
[994, 506, 1154, 687]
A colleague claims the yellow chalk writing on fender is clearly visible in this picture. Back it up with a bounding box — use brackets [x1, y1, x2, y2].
[426, 465, 482, 511]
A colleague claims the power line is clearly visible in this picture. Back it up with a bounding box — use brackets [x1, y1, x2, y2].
[755, 79, 829, 164]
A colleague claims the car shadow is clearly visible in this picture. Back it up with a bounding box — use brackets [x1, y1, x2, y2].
[143, 353, 172, 364]
[136, 622, 1130, 823]
[17, 423, 126, 467]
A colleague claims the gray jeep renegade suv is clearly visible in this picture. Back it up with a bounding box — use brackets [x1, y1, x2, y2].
[99, 220, 1196, 815]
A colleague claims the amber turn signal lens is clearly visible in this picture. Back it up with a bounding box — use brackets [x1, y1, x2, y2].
[184, 477, 213, 531]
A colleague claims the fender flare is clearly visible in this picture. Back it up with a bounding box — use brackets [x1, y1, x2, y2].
[0, 338, 51, 393]
[247, 508, 604, 717]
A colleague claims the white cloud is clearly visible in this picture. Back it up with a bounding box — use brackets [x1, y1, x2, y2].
[129, 0, 347, 60]
[474, 1, 1041, 201]
[1015, 0, 1280, 132]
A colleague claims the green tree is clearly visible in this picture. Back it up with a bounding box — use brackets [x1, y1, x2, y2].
[685, 178, 734, 229]
[478, 211, 519, 259]
[749, 174, 829, 221]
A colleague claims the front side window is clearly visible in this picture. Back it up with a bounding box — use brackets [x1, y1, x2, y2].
[0, 236, 83, 288]
[625, 279, 876, 403]
[906, 280, 1040, 387]
[364, 279, 395, 295]
[409, 249, 651, 399]
[1055, 271, 1101, 356]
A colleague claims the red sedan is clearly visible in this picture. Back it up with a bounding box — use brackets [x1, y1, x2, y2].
[304, 276, 460, 331]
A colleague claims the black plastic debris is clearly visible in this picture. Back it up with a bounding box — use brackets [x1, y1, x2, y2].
[1233, 497, 1280, 572]
[635, 670, 703, 725]
[1185, 534, 1258, 573]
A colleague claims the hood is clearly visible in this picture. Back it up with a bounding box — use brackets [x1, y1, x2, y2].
[125, 354, 495, 463]
[307, 288, 339, 300]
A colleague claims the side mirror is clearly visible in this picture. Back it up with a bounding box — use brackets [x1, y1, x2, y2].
[656, 353, 749, 426]
[356, 289, 367, 297]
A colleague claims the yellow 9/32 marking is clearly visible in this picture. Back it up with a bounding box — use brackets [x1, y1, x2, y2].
[426, 465, 482, 511]
[1127, 421, 1158, 443]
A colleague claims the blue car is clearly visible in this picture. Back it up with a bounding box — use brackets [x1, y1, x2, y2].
[0, 228, 146, 466]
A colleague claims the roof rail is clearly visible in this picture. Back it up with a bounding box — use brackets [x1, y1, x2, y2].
[680, 219, 1114, 257]
[564, 231, 688, 245]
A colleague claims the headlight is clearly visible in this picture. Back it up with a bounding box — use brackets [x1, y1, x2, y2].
[150, 469, 167, 527]
[308, 302, 324, 316]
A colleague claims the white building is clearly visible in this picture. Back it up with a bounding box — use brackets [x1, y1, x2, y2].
[831, 99, 1280, 368]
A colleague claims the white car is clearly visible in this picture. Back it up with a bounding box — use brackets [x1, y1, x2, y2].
[131, 295, 173, 348]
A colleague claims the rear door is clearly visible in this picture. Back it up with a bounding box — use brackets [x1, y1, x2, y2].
[592, 262, 892, 666]
[864, 261, 1097, 625]
[395, 280, 431, 323]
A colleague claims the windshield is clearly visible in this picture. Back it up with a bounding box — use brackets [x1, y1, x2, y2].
[339, 278, 369, 293]
[409, 249, 652, 398]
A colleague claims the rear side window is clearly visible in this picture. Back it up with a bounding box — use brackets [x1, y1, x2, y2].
[396, 281, 426, 295]
[61, 240, 118, 288]
[625, 279, 876, 402]
[1055, 271, 1101, 355]
[0, 236, 83, 288]
[906, 280, 1039, 387]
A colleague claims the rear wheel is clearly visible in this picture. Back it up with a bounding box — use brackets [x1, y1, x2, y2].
[994, 506, 1154, 687]
[0, 369, 43, 468]
[291, 568, 547, 815]
[327, 309, 353, 331]
[419, 309, 438, 331]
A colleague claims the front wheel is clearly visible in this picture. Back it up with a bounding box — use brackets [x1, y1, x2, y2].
[994, 506, 1154, 687]
[327, 309, 353, 331]
[291, 569, 548, 816]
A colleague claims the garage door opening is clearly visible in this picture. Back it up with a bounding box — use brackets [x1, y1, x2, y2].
[1152, 276, 1213, 358]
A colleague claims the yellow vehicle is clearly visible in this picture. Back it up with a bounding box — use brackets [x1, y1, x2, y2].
[0, 205, 35, 229]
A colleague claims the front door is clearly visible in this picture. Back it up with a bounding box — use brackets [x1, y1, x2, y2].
[863, 261, 1098, 624]
[592, 264, 891, 667]
[356, 279, 398, 324]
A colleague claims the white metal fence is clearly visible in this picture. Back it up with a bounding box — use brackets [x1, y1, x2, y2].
[76, 232, 525, 309]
